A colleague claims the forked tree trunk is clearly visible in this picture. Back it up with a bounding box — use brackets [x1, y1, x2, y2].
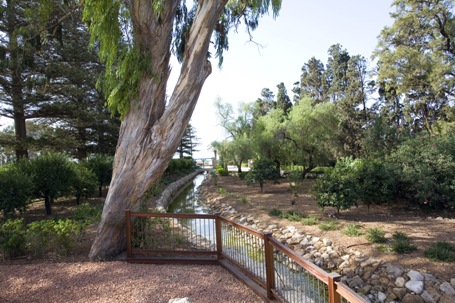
[89, 0, 228, 260]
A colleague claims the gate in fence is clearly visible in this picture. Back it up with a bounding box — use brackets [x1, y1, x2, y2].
[126, 211, 368, 303]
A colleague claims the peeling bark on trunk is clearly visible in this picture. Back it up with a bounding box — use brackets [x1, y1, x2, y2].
[89, 0, 228, 260]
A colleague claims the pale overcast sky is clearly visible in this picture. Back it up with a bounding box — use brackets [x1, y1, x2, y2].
[179, 1, 395, 158]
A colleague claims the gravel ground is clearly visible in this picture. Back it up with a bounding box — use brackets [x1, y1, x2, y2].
[0, 262, 263, 303]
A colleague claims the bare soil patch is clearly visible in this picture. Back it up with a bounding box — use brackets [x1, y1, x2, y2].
[206, 175, 455, 282]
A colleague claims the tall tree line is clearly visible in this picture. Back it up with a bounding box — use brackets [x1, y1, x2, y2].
[0, 0, 119, 160]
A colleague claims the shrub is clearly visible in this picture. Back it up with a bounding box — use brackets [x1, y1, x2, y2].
[214, 164, 229, 176]
[216, 187, 230, 196]
[301, 216, 319, 226]
[217, 167, 229, 176]
[239, 197, 248, 204]
[313, 158, 358, 213]
[0, 219, 27, 258]
[387, 134, 455, 209]
[318, 220, 339, 231]
[52, 219, 83, 256]
[165, 158, 194, 175]
[70, 163, 98, 204]
[245, 159, 280, 193]
[282, 210, 305, 221]
[342, 223, 363, 237]
[0, 165, 34, 217]
[354, 159, 397, 212]
[26, 220, 54, 255]
[268, 208, 283, 217]
[72, 203, 103, 226]
[238, 172, 248, 180]
[366, 228, 387, 243]
[24, 152, 75, 215]
[424, 241, 455, 262]
[388, 233, 418, 254]
[83, 154, 114, 197]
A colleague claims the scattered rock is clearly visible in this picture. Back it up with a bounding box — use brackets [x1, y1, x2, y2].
[405, 280, 424, 294]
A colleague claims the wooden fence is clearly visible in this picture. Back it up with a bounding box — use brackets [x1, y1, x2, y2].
[126, 211, 368, 303]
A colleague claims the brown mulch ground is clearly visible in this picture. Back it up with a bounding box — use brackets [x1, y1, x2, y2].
[204, 175, 455, 282]
[1, 174, 454, 302]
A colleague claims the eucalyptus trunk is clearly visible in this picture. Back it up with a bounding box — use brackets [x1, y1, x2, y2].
[89, 0, 228, 260]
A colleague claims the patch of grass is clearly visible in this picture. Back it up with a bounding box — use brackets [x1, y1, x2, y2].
[216, 187, 230, 196]
[392, 231, 408, 241]
[377, 245, 393, 253]
[318, 220, 339, 231]
[392, 239, 417, 254]
[282, 210, 305, 221]
[366, 228, 387, 243]
[342, 223, 363, 237]
[424, 241, 455, 262]
[390, 232, 417, 254]
[301, 216, 319, 226]
[239, 196, 248, 204]
[269, 208, 283, 217]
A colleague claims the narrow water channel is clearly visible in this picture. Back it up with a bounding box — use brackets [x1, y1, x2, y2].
[166, 172, 327, 303]
[166, 173, 211, 214]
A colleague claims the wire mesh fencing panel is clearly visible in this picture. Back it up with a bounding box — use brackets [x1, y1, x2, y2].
[126, 212, 368, 303]
[219, 219, 268, 287]
[272, 247, 330, 303]
[127, 212, 217, 260]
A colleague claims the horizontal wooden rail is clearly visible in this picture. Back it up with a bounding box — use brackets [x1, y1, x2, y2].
[126, 211, 368, 303]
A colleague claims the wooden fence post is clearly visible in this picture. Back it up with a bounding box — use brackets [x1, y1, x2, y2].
[328, 272, 342, 303]
[264, 232, 275, 300]
[215, 213, 223, 260]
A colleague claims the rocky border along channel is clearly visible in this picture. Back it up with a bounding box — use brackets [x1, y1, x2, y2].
[198, 178, 455, 303]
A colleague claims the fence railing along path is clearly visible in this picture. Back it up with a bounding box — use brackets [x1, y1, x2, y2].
[126, 211, 368, 303]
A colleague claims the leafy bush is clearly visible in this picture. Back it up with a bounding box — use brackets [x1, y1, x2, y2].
[301, 216, 319, 226]
[83, 154, 114, 197]
[216, 187, 230, 196]
[268, 208, 283, 217]
[387, 134, 455, 209]
[238, 172, 248, 180]
[52, 219, 83, 255]
[0, 165, 34, 217]
[216, 167, 229, 176]
[26, 220, 54, 255]
[354, 159, 397, 211]
[318, 220, 339, 231]
[366, 228, 387, 243]
[72, 203, 103, 226]
[239, 197, 248, 204]
[391, 232, 417, 254]
[342, 223, 363, 237]
[70, 163, 97, 204]
[165, 158, 195, 175]
[282, 210, 305, 221]
[22, 152, 75, 215]
[0, 219, 27, 258]
[313, 158, 358, 213]
[246, 159, 280, 193]
[424, 241, 455, 262]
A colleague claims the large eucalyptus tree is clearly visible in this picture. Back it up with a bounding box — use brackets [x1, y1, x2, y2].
[84, 0, 282, 260]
